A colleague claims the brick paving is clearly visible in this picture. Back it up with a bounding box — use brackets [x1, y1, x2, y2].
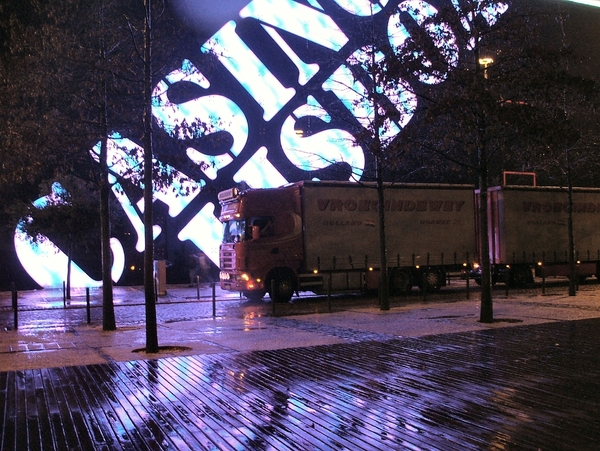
[2, 282, 600, 450]
[2, 318, 600, 450]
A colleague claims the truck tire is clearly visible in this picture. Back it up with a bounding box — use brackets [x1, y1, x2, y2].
[419, 270, 443, 292]
[269, 271, 295, 303]
[389, 269, 412, 295]
[509, 265, 532, 287]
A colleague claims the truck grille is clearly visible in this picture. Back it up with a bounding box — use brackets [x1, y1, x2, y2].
[220, 247, 235, 270]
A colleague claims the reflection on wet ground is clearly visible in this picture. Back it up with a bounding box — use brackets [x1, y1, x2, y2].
[2, 318, 600, 450]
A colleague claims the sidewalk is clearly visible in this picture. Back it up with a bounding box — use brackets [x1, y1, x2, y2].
[2, 283, 600, 450]
[1, 282, 599, 372]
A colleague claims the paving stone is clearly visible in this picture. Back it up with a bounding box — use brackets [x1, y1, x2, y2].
[2, 319, 600, 450]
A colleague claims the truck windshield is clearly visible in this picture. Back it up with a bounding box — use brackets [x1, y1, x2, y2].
[223, 219, 246, 243]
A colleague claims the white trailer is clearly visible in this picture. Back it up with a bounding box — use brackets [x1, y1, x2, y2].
[487, 185, 600, 284]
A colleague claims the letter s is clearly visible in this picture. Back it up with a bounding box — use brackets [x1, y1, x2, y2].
[152, 60, 249, 171]
[280, 96, 365, 180]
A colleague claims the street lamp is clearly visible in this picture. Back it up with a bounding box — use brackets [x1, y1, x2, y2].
[478, 57, 494, 79]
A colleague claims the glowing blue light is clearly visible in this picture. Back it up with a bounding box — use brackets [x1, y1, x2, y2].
[153, 62, 249, 154]
[202, 21, 296, 121]
[281, 97, 365, 179]
[177, 203, 222, 264]
[240, 0, 349, 51]
[14, 184, 125, 288]
[388, 0, 458, 84]
[234, 146, 289, 188]
[262, 25, 320, 85]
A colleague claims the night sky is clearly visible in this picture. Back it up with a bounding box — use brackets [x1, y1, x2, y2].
[166, 0, 600, 80]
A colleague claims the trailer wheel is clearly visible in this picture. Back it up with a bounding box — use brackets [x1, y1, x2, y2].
[389, 269, 412, 295]
[509, 265, 532, 287]
[269, 271, 295, 303]
[419, 270, 443, 292]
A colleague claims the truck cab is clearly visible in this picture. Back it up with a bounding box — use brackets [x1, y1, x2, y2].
[218, 185, 303, 302]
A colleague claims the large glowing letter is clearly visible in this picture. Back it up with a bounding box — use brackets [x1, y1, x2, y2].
[202, 21, 296, 121]
[153, 61, 249, 157]
[14, 183, 125, 288]
[234, 147, 288, 188]
[261, 25, 320, 86]
[177, 203, 222, 265]
[90, 136, 202, 251]
[240, 0, 349, 51]
[281, 96, 365, 179]
[322, 49, 417, 143]
[388, 0, 458, 84]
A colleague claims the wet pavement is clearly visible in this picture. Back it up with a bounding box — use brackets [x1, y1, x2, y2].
[1, 282, 600, 449]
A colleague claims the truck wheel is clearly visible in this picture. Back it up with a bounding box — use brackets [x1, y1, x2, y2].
[509, 265, 531, 287]
[270, 275, 294, 303]
[389, 269, 412, 295]
[420, 270, 443, 292]
[475, 273, 497, 286]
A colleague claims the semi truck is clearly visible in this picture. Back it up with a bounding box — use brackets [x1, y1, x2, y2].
[218, 181, 476, 302]
[483, 185, 600, 285]
[218, 180, 600, 301]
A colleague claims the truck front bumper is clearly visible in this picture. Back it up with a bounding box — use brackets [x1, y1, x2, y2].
[219, 272, 264, 292]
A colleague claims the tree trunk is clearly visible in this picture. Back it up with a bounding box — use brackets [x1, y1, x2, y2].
[567, 179, 577, 296]
[376, 156, 390, 311]
[478, 154, 493, 323]
[143, 0, 159, 353]
[66, 239, 72, 300]
[100, 135, 116, 330]
[475, 46, 493, 323]
[99, 0, 116, 331]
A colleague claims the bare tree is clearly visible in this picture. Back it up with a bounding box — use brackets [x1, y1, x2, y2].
[387, 0, 549, 323]
[0, 0, 140, 329]
[519, 10, 600, 296]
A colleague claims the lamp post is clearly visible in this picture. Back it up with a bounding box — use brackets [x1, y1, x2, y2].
[478, 57, 494, 79]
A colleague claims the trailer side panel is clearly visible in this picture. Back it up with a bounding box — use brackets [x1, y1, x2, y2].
[301, 182, 476, 271]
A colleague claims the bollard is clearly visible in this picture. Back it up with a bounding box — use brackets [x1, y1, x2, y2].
[196, 275, 200, 300]
[86, 287, 91, 324]
[11, 282, 18, 330]
[542, 269, 546, 295]
[212, 282, 216, 318]
[327, 274, 332, 313]
[271, 279, 276, 316]
[466, 270, 470, 300]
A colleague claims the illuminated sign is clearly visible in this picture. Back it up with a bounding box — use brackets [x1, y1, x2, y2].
[15, 0, 508, 287]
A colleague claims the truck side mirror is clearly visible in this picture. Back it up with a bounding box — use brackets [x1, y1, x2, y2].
[252, 225, 261, 240]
